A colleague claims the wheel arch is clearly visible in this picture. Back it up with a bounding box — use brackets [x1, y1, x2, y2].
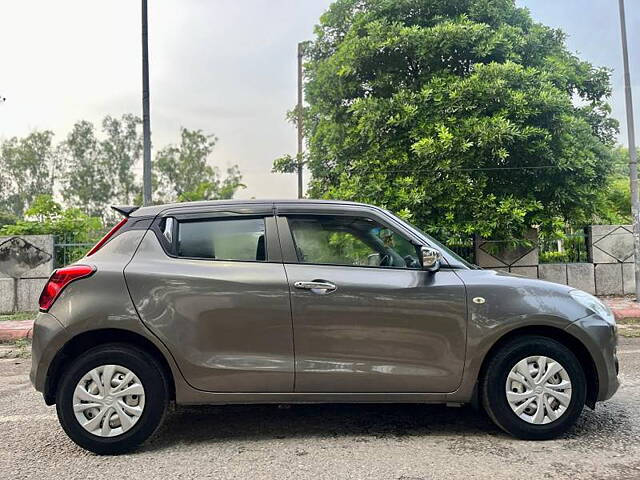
[477, 325, 598, 409]
[44, 328, 176, 405]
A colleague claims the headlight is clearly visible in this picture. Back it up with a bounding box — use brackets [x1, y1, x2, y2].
[570, 290, 615, 324]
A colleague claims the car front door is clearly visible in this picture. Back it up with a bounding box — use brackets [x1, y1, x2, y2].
[125, 205, 294, 392]
[276, 205, 467, 393]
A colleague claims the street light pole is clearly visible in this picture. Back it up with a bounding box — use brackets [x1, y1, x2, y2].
[619, 0, 640, 301]
[141, 0, 152, 206]
[297, 42, 304, 199]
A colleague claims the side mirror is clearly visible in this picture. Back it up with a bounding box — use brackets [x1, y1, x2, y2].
[421, 246, 441, 272]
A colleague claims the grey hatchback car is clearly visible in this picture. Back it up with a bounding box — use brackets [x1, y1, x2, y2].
[31, 200, 619, 454]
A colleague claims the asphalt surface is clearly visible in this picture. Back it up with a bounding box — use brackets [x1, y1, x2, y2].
[0, 340, 639, 480]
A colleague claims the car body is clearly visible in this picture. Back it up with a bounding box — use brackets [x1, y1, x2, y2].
[30, 199, 619, 453]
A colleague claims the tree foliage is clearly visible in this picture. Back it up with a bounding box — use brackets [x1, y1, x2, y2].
[100, 114, 142, 204]
[58, 120, 114, 218]
[0, 211, 17, 231]
[0, 131, 55, 216]
[0, 194, 102, 240]
[58, 115, 143, 218]
[154, 127, 244, 202]
[283, 0, 619, 240]
[0, 194, 104, 265]
[594, 146, 637, 224]
[0, 116, 244, 228]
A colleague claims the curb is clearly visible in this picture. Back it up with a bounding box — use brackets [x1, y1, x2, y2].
[613, 309, 640, 322]
[0, 320, 34, 342]
[601, 298, 640, 323]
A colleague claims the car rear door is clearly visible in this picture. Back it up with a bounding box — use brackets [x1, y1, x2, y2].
[276, 203, 467, 393]
[125, 204, 294, 392]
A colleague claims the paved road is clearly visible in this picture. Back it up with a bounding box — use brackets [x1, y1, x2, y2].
[1, 340, 639, 480]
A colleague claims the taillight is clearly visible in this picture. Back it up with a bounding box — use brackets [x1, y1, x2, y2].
[39, 265, 96, 312]
[86, 217, 128, 257]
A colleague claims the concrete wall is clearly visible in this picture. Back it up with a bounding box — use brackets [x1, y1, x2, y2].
[475, 229, 539, 273]
[0, 235, 54, 313]
[475, 226, 636, 296]
[538, 263, 597, 294]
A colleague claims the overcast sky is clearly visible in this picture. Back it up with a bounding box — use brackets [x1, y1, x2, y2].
[1, 0, 639, 199]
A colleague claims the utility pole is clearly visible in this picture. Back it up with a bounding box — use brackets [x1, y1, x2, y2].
[619, 0, 640, 301]
[142, 0, 152, 206]
[297, 42, 304, 199]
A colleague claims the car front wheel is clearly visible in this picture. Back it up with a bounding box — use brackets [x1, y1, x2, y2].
[481, 335, 586, 440]
[56, 343, 169, 454]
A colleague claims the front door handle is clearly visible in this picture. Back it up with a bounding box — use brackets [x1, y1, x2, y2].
[293, 280, 337, 294]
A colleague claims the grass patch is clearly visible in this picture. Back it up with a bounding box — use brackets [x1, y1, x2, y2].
[0, 338, 31, 359]
[617, 317, 640, 325]
[0, 312, 37, 322]
[618, 325, 640, 338]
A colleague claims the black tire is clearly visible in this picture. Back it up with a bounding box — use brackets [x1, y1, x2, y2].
[481, 335, 586, 440]
[56, 343, 169, 455]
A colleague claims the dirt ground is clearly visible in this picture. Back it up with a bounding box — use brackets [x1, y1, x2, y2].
[0, 339, 639, 480]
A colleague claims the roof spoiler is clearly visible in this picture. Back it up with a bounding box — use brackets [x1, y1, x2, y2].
[111, 205, 140, 217]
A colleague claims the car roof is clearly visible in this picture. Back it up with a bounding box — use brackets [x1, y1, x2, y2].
[129, 199, 376, 218]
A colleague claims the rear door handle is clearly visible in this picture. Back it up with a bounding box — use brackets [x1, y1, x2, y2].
[293, 280, 337, 294]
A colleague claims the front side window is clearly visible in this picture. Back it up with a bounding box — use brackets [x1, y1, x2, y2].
[287, 215, 420, 269]
[176, 217, 266, 261]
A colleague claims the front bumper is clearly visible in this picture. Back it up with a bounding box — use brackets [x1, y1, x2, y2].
[30, 312, 67, 395]
[566, 314, 620, 402]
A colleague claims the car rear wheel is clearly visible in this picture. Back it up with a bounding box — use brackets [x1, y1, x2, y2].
[56, 344, 169, 454]
[481, 335, 586, 440]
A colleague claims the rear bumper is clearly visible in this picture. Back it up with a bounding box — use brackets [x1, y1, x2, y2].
[30, 312, 67, 396]
[566, 314, 620, 402]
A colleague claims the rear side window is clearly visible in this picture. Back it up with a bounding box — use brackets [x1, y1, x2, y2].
[175, 217, 266, 261]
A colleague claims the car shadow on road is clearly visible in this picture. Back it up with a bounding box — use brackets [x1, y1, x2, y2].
[143, 399, 637, 453]
[144, 403, 501, 451]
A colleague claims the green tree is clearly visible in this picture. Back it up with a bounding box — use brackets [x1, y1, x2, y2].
[58, 121, 114, 218]
[154, 127, 244, 202]
[0, 130, 55, 216]
[100, 114, 143, 204]
[594, 146, 640, 224]
[23, 194, 63, 222]
[0, 211, 17, 230]
[608, 146, 640, 178]
[279, 0, 619, 240]
[599, 177, 631, 224]
[59, 115, 142, 216]
[1, 194, 101, 251]
[0, 194, 101, 237]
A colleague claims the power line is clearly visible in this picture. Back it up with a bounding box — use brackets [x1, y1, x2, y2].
[253, 164, 573, 174]
[359, 165, 566, 173]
